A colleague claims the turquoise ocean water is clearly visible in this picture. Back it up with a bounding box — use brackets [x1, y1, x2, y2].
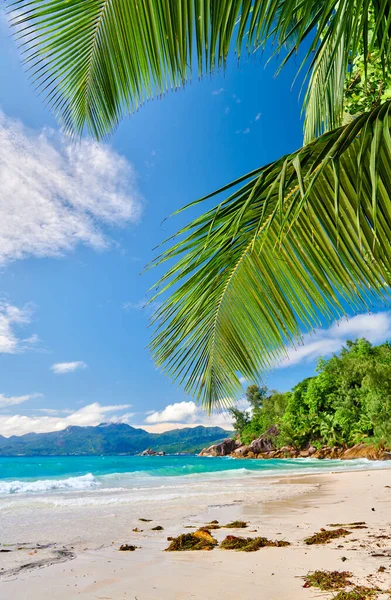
[0, 455, 390, 496]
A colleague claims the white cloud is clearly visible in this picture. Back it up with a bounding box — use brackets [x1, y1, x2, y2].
[0, 111, 142, 264]
[51, 361, 87, 374]
[0, 402, 133, 437]
[141, 412, 234, 433]
[146, 400, 198, 424]
[0, 393, 42, 408]
[143, 400, 237, 432]
[279, 312, 391, 368]
[225, 107, 230, 115]
[0, 301, 39, 354]
[255, 112, 262, 121]
[243, 128, 250, 134]
[212, 88, 224, 95]
[0, 396, 237, 437]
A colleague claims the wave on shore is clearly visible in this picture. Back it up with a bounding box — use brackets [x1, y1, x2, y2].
[0, 473, 99, 495]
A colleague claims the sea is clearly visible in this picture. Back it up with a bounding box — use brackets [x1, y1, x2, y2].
[1, 454, 390, 498]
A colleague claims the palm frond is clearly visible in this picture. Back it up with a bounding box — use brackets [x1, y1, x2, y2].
[150, 103, 391, 410]
[9, 0, 391, 138]
[7, 0, 261, 137]
[302, 31, 346, 143]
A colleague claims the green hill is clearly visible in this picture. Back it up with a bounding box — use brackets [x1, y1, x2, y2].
[0, 423, 231, 456]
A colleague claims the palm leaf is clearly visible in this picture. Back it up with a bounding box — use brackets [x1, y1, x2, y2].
[8, 0, 391, 138]
[302, 31, 347, 143]
[150, 103, 391, 410]
[7, 0, 262, 137]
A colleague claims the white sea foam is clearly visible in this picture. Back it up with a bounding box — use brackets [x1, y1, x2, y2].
[0, 473, 99, 495]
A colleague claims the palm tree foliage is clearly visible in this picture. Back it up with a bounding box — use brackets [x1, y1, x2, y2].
[8, 0, 390, 139]
[7, 0, 391, 408]
[150, 103, 391, 409]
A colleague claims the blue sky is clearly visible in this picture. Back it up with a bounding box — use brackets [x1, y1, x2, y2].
[0, 15, 389, 436]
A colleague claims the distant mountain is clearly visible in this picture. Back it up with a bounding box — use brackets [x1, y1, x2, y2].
[0, 423, 231, 456]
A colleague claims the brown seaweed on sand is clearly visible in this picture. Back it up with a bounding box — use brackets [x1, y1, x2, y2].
[328, 522, 368, 529]
[165, 529, 218, 551]
[303, 570, 353, 590]
[199, 525, 220, 531]
[223, 521, 248, 529]
[200, 520, 248, 531]
[151, 526, 164, 531]
[378, 566, 386, 572]
[304, 528, 351, 545]
[333, 586, 380, 599]
[220, 535, 290, 552]
[139, 518, 152, 522]
[119, 544, 137, 551]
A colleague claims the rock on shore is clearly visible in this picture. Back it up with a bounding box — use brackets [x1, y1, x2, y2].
[199, 431, 391, 461]
[199, 438, 239, 456]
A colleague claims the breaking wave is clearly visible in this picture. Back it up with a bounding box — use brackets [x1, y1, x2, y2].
[0, 473, 99, 495]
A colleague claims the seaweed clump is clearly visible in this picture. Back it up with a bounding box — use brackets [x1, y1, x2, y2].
[220, 535, 290, 552]
[378, 566, 386, 573]
[328, 522, 368, 530]
[165, 529, 217, 551]
[223, 521, 248, 529]
[201, 522, 220, 530]
[304, 528, 351, 545]
[304, 570, 353, 590]
[200, 520, 247, 531]
[119, 544, 137, 551]
[151, 526, 164, 531]
[139, 518, 152, 522]
[333, 586, 380, 599]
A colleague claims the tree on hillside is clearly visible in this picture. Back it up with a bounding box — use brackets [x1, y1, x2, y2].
[230, 385, 288, 444]
[245, 385, 267, 412]
[229, 384, 266, 438]
[8, 1, 391, 409]
[229, 406, 251, 438]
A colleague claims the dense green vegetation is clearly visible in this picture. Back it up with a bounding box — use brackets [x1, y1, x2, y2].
[230, 339, 391, 449]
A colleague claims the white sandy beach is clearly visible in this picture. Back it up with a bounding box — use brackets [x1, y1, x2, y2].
[1, 468, 391, 599]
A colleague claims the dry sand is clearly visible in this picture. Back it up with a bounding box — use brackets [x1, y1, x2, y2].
[1, 469, 391, 599]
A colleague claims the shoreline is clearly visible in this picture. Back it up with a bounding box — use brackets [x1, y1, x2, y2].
[2, 467, 391, 599]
